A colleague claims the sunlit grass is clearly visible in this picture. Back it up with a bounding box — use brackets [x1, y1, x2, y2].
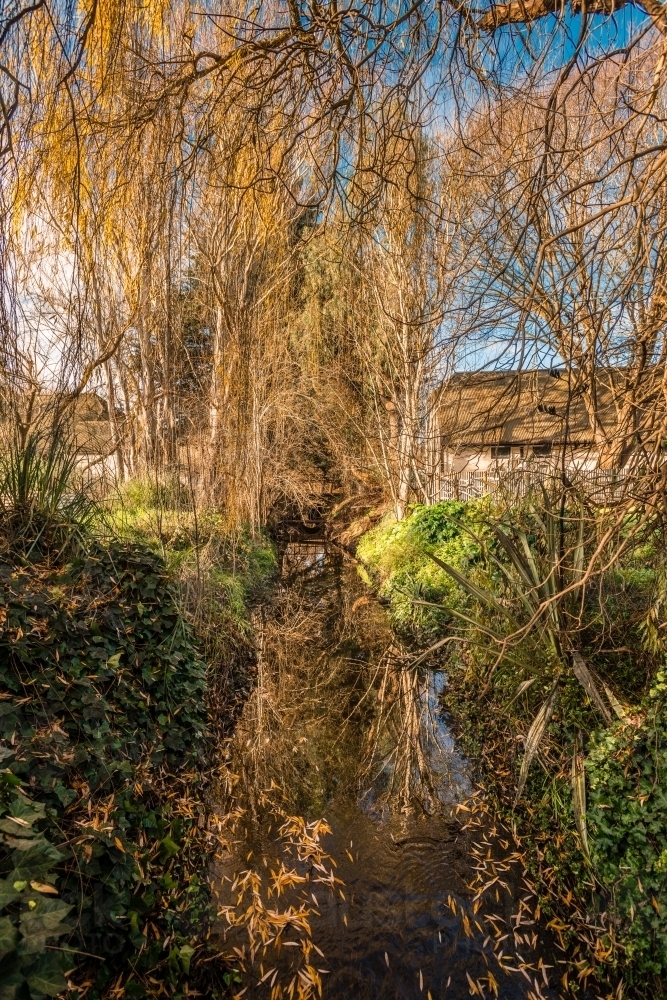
[105, 475, 278, 635]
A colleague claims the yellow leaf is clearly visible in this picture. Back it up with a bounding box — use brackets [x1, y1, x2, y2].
[114, 837, 125, 853]
[30, 881, 58, 895]
[466, 971, 480, 996]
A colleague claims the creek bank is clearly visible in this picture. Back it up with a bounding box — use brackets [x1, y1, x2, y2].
[0, 540, 215, 1000]
[355, 499, 667, 998]
[0, 464, 281, 1000]
[112, 479, 281, 744]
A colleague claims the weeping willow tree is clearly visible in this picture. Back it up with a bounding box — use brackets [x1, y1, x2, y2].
[4, 0, 667, 537]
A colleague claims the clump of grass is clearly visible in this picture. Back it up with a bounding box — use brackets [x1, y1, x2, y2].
[0, 430, 97, 563]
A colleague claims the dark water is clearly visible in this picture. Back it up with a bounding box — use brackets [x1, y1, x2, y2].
[211, 542, 556, 1000]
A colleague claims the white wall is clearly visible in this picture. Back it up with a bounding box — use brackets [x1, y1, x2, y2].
[443, 445, 599, 473]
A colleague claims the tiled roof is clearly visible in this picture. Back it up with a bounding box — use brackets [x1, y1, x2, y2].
[435, 369, 620, 448]
[73, 419, 113, 455]
[4, 393, 114, 456]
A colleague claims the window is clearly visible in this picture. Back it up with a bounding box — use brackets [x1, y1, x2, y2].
[533, 443, 552, 457]
[490, 445, 511, 459]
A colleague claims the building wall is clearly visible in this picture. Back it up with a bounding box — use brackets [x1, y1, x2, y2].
[442, 444, 599, 474]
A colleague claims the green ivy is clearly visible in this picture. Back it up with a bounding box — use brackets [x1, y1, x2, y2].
[0, 542, 211, 998]
[588, 671, 667, 983]
[0, 784, 71, 998]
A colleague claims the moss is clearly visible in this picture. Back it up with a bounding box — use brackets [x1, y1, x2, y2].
[356, 499, 492, 638]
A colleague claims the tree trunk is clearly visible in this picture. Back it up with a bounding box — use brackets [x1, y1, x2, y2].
[103, 358, 125, 482]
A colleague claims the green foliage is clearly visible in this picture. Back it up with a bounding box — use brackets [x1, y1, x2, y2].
[0, 785, 70, 998]
[110, 480, 277, 636]
[588, 674, 667, 981]
[362, 493, 667, 991]
[116, 476, 190, 515]
[356, 500, 489, 637]
[0, 431, 97, 563]
[0, 540, 211, 997]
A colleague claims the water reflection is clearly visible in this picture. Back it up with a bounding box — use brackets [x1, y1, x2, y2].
[211, 543, 555, 1000]
[360, 663, 470, 817]
[282, 541, 327, 577]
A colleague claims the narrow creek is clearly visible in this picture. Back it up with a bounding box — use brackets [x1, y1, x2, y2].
[211, 538, 557, 1000]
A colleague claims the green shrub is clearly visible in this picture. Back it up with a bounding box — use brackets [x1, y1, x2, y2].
[356, 500, 489, 636]
[588, 673, 667, 982]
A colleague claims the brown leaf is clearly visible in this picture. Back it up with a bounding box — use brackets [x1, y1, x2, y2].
[515, 679, 559, 802]
[571, 652, 613, 725]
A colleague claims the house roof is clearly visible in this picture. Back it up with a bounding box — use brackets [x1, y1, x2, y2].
[435, 369, 621, 449]
[73, 420, 113, 456]
[2, 393, 114, 457]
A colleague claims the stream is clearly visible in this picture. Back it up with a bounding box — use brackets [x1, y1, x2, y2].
[211, 539, 557, 1000]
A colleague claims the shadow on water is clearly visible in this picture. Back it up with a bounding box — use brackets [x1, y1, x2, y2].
[211, 541, 558, 1000]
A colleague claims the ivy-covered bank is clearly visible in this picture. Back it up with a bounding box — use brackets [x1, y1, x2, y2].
[358, 500, 667, 996]
[587, 673, 667, 984]
[0, 433, 280, 999]
[0, 541, 218, 998]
